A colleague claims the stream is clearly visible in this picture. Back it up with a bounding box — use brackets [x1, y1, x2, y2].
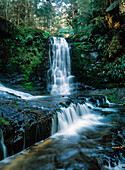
[0, 37, 125, 169]
[0, 89, 125, 169]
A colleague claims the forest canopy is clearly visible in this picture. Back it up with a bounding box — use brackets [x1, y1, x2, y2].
[0, 0, 125, 36]
[0, 0, 125, 88]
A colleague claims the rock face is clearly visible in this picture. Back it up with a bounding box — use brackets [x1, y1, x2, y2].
[0, 93, 79, 160]
[0, 97, 55, 160]
[0, 93, 112, 160]
[0, 94, 125, 170]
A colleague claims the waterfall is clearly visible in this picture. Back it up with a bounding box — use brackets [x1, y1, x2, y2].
[48, 37, 74, 95]
[51, 103, 91, 135]
[23, 129, 26, 150]
[0, 129, 7, 159]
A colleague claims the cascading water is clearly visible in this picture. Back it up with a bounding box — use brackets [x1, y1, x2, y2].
[51, 102, 103, 136]
[23, 129, 26, 150]
[48, 37, 74, 95]
[0, 83, 51, 100]
[0, 129, 7, 159]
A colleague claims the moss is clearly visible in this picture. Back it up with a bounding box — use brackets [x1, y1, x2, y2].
[13, 103, 18, 108]
[107, 93, 117, 103]
[0, 118, 10, 126]
[108, 34, 122, 58]
[23, 82, 35, 91]
[1, 26, 49, 85]
[25, 123, 31, 131]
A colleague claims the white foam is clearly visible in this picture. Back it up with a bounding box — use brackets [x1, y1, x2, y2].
[0, 83, 49, 100]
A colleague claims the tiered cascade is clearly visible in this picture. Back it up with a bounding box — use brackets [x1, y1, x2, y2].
[48, 37, 74, 95]
[51, 103, 93, 135]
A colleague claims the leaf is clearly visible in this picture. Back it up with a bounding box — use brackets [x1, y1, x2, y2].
[77, 17, 89, 24]
[59, 26, 73, 34]
[82, 23, 94, 31]
[0, 118, 9, 125]
[106, 0, 121, 12]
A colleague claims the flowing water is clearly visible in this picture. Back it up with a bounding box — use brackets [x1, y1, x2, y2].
[0, 36, 125, 169]
[48, 37, 74, 95]
[0, 129, 7, 159]
[0, 97, 124, 169]
[0, 80, 125, 169]
[0, 83, 50, 100]
[51, 102, 103, 136]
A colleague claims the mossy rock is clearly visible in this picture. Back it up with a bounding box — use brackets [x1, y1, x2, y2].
[0, 118, 10, 126]
[100, 103, 109, 108]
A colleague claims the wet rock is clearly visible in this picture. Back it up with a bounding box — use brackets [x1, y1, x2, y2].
[0, 95, 58, 160]
[89, 96, 107, 106]
[100, 103, 109, 108]
[103, 158, 109, 166]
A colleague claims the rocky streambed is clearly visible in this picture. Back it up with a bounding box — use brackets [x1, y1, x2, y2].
[0, 94, 124, 169]
[0, 83, 79, 161]
[0, 80, 125, 169]
[0, 95, 54, 159]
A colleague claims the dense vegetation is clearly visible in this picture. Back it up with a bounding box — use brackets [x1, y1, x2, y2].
[70, 0, 125, 88]
[0, 27, 50, 91]
[0, 0, 125, 89]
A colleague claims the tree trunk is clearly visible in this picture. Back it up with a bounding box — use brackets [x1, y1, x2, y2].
[71, 0, 77, 19]
[17, 0, 21, 26]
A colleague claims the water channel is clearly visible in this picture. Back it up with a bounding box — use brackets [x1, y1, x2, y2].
[0, 37, 124, 169]
[0, 94, 124, 169]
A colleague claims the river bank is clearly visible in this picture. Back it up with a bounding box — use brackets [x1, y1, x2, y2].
[80, 88, 125, 104]
[0, 72, 125, 104]
[0, 71, 124, 162]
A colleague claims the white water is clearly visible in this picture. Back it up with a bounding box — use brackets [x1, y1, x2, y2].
[104, 161, 125, 170]
[23, 129, 26, 150]
[48, 37, 74, 95]
[0, 129, 7, 159]
[51, 103, 103, 136]
[0, 83, 49, 100]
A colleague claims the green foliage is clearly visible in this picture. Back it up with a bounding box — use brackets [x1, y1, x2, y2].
[108, 34, 122, 58]
[0, 26, 48, 89]
[70, 0, 125, 87]
[107, 93, 117, 103]
[0, 118, 9, 126]
[25, 123, 30, 131]
[59, 26, 73, 36]
[42, 32, 51, 39]
[103, 55, 125, 81]
[13, 103, 18, 108]
[71, 41, 104, 86]
[23, 82, 35, 91]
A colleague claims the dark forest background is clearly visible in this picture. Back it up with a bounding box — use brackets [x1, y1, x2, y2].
[0, 0, 125, 90]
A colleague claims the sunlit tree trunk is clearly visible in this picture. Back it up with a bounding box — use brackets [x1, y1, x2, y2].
[25, 0, 28, 26]
[17, 0, 21, 26]
[70, 0, 77, 19]
[12, 0, 15, 24]
[5, 0, 8, 20]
